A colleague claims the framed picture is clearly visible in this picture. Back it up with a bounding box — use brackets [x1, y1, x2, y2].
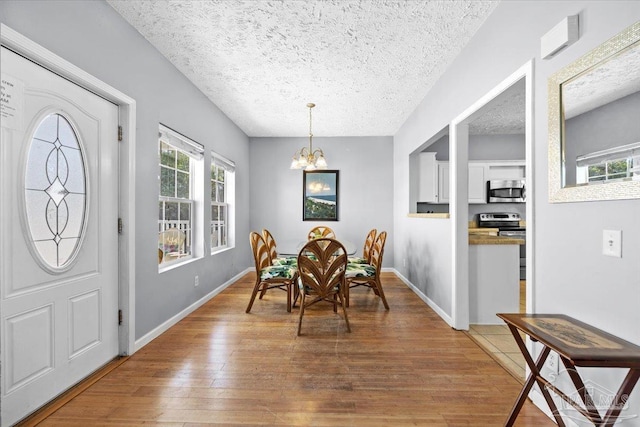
[303, 170, 339, 221]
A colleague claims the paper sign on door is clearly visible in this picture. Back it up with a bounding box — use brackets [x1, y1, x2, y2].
[1, 74, 24, 131]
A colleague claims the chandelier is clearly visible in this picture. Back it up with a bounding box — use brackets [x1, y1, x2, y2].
[290, 103, 327, 170]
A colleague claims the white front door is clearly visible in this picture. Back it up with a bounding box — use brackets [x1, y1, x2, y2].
[1, 47, 119, 426]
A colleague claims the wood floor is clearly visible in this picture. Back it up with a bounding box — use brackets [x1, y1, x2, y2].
[35, 272, 553, 426]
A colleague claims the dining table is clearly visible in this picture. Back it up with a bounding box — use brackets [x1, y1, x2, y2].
[277, 238, 357, 256]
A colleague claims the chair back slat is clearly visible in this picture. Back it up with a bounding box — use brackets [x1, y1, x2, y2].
[307, 226, 336, 241]
[298, 238, 347, 299]
[362, 229, 377, 263]
[262, 229, 278, 263]
[250, 231, 270, 271]
[369, 231, 387, 273]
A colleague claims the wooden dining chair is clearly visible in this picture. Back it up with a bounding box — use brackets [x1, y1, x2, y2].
[158, 227, 185, 260]
[262, 229, 297, 266]
[348, 228, 377, 264]
[307, 226, 336, 240]
[246, 232, 296, 313]
[345, 231, 389, 309]
[296, 238, 350, 335]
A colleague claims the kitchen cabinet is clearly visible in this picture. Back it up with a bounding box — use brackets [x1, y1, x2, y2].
[487, 161, 525, 180]
[469, 242, 520, 324]
[417, 152, 438, 202]
[418, 155, 524, 204]
[436, 162, 487, 204]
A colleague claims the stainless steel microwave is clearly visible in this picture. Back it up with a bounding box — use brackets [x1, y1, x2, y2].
[487, 179, 526, 203]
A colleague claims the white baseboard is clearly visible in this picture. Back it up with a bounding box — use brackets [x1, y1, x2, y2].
[391, 268, 454, 327]
[134, 268, 252, 352]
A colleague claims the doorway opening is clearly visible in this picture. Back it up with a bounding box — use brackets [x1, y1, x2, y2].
[450, 61, 534, 381]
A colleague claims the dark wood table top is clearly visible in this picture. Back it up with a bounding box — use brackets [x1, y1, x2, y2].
[498, 313, 640, 368]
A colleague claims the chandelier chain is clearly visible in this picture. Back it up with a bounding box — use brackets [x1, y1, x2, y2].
[290, 102, 326, 170]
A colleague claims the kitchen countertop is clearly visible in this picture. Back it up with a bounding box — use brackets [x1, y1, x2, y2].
[468, 227, 499, 236]
[407, 213, 450, 219]
[469, 235, 524, 245]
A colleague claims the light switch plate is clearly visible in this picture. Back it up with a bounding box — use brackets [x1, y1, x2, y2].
[602, 230, 622, 258]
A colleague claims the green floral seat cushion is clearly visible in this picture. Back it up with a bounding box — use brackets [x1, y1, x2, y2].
[345, 263, 376, 278]
[272, 256, 297, 267]
[347, 256, 367, 264]
[260, 265, 296, 281]
[297, 276, 340, 292]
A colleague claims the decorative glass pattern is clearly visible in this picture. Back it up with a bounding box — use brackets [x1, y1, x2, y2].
[25, 114, 86, 268]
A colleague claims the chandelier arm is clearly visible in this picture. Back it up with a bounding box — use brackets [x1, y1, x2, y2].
[291, 102, 326, 169]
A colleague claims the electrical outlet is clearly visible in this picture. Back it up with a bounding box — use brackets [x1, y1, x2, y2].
[547, 351, 559, 374]
[602, 229, 622, 258]
[194, 275, 199, 287]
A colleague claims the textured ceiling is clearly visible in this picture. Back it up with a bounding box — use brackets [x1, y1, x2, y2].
[469, 79, 525, 135]
[107, 0, 498, 137]
[563, 42, 640, 119]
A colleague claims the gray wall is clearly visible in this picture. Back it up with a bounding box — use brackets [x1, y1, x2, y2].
[469, 134, 525, 161]
[394, 0, 640, 420]
[427, 133, 525, 161]
[1, 0, 252, 340]
[565, 91, 640, 184]
[249, 136, 394, 267]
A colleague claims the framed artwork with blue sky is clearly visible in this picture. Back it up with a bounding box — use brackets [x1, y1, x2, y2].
[303, 170, 339, 221]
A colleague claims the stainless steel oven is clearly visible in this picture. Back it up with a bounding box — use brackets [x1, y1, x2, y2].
[487, 179, 526, 203]
[477, 212, 526, 280]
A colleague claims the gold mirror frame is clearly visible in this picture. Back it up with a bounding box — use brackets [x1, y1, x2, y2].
[549, 22, 640, 203]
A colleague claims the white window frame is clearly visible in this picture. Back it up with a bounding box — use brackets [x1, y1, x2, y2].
[158, 124, 204, 270]
[576, 141, 639, 184]
[210, 151, 235, 254]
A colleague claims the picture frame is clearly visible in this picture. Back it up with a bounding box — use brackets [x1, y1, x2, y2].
[303, 170, 339, 221]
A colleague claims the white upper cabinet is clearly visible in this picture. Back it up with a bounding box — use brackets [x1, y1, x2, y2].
[418, 152, 438, 202]
[487, 161, 526, 180]
[418, 154, 524, 204]
[468, 163, 488, 203]
[437, 162, 487, 204]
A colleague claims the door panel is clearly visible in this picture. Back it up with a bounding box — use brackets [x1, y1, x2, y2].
[1, 46, 119, 426]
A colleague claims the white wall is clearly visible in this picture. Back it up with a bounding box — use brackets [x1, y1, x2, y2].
[249, 136, 394, 267]
[394, 1, 640, 422]
[0, 0, 252, 340]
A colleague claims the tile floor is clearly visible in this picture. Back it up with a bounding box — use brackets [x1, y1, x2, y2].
[468, 281, 527, 381]
[468, 324, 525, 380]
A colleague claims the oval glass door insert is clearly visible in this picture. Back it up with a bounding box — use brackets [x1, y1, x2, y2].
[25, 113, 87, 269]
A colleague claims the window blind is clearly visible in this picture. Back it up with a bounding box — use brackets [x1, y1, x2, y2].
[159, 124, 204, 160]
[212, 151, 235, 172]
[576, 141, 640, 167]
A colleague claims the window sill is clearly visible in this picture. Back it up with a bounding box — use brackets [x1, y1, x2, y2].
[158, 255, 200, 273]
[211, 245, 234, 256]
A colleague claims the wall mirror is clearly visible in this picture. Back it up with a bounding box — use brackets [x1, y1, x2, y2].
[549, 22, 640, 202]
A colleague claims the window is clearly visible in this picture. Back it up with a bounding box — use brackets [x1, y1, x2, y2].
[158, 125, 204, 267]
[576, 142, 640, 184]
[210, 152, 235, 253]
[585, 158, 633, 183]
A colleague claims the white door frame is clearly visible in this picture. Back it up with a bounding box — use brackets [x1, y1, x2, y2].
[1, 24, 136, 356]
[450, 60, 534, 331]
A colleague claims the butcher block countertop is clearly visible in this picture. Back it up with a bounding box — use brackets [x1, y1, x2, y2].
[469, 234, 524, 245]
[468, 227, 499, 236]
[407, 213, 450, 219]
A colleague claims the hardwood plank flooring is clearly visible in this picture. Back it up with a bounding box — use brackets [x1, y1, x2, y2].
[36, 272, 553, 426]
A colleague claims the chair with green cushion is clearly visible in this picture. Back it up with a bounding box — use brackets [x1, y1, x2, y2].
[296, 238, 350, 335]
[307, 225, 335, 241]
[348, 228, 377, 264]
[246, 232, 296, 313]
[345, 231, 389, 310]
[262, 228, 297, 267]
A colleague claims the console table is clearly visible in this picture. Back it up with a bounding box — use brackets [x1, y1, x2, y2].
[498, 313, 640, 427]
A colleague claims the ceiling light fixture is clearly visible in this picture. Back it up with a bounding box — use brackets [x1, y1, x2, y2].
[290, 103, 327, 170]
